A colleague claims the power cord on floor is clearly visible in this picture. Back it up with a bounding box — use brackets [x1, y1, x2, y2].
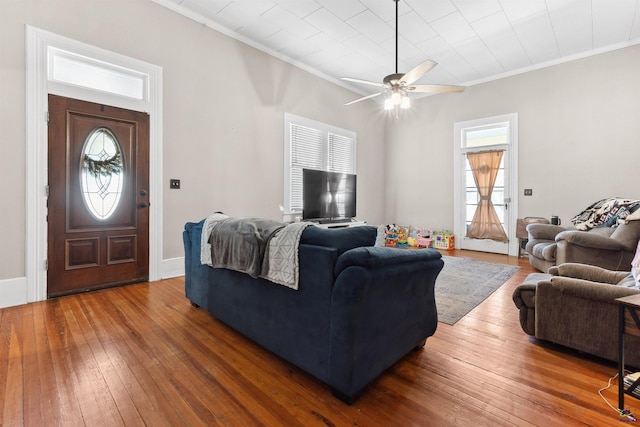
[598, 372, 637, 422]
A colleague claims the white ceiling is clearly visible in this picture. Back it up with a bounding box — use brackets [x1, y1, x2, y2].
[154, 0, 640, 100]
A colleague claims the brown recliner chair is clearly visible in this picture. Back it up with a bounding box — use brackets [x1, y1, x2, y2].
[513, 263, 640, 366]
[526, 220, 640, 272]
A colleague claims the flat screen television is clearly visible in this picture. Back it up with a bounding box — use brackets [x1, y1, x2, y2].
[302, 168, 356, 222]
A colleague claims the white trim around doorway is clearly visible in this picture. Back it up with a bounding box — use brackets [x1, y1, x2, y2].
[25, 26, 164, 304]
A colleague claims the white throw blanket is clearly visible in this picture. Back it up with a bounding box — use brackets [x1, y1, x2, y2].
[262, 222, 311, 290]
[200, 213, 311, 290]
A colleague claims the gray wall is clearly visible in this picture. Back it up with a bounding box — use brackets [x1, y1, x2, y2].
[386, 44, 640, 230]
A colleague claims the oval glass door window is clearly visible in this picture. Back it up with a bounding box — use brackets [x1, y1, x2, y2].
[80, 127, 124, 220]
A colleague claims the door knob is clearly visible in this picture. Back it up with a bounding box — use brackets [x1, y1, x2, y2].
[140, 190, 148, 196]
[138, 201, 150, 208]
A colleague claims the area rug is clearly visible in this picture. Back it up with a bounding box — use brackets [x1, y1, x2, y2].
[436, 256, 520, 325]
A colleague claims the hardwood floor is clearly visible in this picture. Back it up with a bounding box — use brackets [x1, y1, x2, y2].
[0, 250, 633, 426]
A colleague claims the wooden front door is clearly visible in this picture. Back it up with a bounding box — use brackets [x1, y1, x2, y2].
[47, 95, 150, 297]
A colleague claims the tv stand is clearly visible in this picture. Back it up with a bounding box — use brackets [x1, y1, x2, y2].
[318, 218, 348, 224]
[315, 219, 367, 229]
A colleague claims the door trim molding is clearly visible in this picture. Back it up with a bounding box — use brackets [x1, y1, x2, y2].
[453, 113, 519, 256]
[26, 26, 163, 302]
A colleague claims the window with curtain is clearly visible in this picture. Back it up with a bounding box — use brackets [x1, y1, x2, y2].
[284, 114, 356, 217]
[465, 150, 508, 241]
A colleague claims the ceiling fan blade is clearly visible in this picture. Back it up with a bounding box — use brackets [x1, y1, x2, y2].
[399, 60, 437, 85]
[344, 91, 385, 106]
[341, 77, 386, 88]
[408, 84, 465, 93]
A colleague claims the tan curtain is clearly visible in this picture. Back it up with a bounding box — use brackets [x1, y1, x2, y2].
[465, 150, 508, 242]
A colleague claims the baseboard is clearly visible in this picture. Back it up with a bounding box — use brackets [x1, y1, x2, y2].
[0, 277, 28, 308]
[0, 257, 185, 309]
[161, 256, 185, 279]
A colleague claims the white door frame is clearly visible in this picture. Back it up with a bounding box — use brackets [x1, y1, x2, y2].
[26, 26, 163, 302]
[453, 113, 519, 256]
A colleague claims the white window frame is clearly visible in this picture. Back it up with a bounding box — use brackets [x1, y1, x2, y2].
[283, 113, 356, 221]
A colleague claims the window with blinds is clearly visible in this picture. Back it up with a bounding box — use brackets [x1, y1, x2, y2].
[284, 114, 356, 216]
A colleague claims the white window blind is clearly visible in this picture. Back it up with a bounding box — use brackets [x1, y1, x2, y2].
[328, 133, 355, 173]
[284, 114, 356, 216]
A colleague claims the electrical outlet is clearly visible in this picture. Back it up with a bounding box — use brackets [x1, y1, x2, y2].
[524, 188, 533, 196]
[170, 179, 181, 189]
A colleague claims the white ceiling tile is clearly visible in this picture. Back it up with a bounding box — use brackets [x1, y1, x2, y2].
[304, 32, 353, 56]
[347, 10, 393, 44]
[314, 0, 366, 20]
[278, 37, 322, 58]
[404, 0, 457, 23]
[304, 46, 348, 68]
[230, 0, 277, 16]
[633, 2, 640, 39]
[511, 12, 560, 64]
[216, 2, 264, 29]
[237, 18, 280, 40]
[547, 0, 593, 56]
[277, 0, 322, 18]
[430, 12, 476, 46]
[472, 12, 530, 70]
[416, 36, 454, 60]
[452, 37, 505, 77]
[396, 37, 429, 66]
[332, 51, 377, 76]
[430, 49, 479, 83]
[452, 0, 502, 23]
[304, 7, 359, 41]
[592, 0, 637, 47]
[499, 0, 548, 23]
[262, 5, 320, 39]
[399, 13, 437, 44]
[343, 34, 389, 60]
[418, 63, 459, 85]
[358, 0, 397, 22]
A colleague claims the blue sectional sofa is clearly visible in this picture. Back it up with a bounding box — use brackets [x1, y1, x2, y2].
[183, 220, 444, 403]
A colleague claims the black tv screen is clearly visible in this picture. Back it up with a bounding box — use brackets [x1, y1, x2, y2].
[302, 169, 356, 221]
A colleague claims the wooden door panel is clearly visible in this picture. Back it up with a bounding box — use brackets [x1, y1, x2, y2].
[107, 235, 137, 264]
[66, 238, 99, 269]
[48, 95, 149, 297]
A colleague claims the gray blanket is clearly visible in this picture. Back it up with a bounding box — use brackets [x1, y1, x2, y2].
[209, 217, 285, 278]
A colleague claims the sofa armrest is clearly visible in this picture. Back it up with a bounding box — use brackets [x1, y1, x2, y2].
[526, 223, 567, 240]
[512, 283, 537, 335]
[333, 246, 442, 277]
[551, 262, 630, 284]
[555, 230, 623, 251]
[540, 276, 638, 303]
[328, 247, 444, 400]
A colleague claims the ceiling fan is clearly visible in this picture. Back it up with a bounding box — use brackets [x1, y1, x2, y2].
[342, 0, 464, 110]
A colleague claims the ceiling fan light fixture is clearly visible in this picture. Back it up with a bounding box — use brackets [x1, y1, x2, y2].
[391, 90, 402, 105]
[400, 94, 410, 109]
[341, 0, 464, 111]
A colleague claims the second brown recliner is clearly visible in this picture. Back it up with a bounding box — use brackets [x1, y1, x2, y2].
[526, 219, 640, 272]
